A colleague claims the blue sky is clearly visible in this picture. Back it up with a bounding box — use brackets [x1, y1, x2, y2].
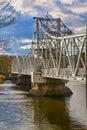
[0, 0, 87, 55]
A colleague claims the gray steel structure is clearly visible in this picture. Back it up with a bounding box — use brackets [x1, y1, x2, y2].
[11, 17, 86, 81]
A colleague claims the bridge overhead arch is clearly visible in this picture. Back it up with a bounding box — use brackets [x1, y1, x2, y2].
[11, 16, 86, 81]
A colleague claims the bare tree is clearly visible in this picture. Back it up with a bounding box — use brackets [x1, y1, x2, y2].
[0, 0, 17, 51]
[0, 38, 12, 51]
[0, 0, 17, 28]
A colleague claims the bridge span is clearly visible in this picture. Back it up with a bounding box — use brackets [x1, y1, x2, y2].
[11, 16, 86, 96]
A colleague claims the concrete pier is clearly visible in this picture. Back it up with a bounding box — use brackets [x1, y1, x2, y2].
[29, 72, 73, 97]
[10, 73, 31, 86]
[17, 74, 31, 86]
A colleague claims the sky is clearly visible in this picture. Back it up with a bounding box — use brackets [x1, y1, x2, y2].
[0, 0, 87, 55]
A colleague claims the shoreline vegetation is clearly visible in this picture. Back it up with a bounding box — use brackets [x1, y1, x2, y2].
[0, 74, 6, 83]
[0, 55, 13, 83]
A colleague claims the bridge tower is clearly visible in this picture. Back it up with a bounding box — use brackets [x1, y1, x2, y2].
[29, 16, 73, 96]
[32, 15, 73, 68]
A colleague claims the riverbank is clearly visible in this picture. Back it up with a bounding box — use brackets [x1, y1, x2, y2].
[0, 74, 6, 83]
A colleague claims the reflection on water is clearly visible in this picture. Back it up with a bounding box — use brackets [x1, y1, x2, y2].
[0, 80, 87, 130]
[66, 81, 87, 127]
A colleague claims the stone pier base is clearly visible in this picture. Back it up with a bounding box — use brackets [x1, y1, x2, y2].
[10, 73, 31, 86]
[29, 72, 73, 97]
[29, 83, 72, 97]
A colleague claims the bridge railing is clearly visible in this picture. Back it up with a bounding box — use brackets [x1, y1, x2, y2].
[41, 67, 85, 80]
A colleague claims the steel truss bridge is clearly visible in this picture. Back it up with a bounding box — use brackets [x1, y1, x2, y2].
[11, 17, 86, 81]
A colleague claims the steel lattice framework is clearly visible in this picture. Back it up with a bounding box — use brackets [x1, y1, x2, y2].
[11, 17, 86, 81]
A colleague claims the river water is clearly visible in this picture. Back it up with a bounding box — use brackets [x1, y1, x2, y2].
[0, 80, 87, 130]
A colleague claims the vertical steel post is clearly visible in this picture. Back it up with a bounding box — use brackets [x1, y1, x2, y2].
[36, 19, 39, 64]
[86, 25, 87, 108]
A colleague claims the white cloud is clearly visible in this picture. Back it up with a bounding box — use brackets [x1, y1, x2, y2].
[20, 45, 31, 50]
[0, 47, 3, 51]
[14, 0, 61, 17]
[75, 26, 86, 33]
[20, 38, 32, 43]
[13, 0, 39, 16]
[12, 0, 23, 12]
[70, 5, 87, 14]
[13, 0, 87, 33]
[60, 0, 77, 5]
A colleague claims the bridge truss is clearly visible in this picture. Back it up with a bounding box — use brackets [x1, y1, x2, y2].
[11, 17, 86, 81]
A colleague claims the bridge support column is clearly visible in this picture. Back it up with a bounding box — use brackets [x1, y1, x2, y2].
[18, 73, 21, 85]
[17, 74, 31, 85]
[29, 72, 73, 97]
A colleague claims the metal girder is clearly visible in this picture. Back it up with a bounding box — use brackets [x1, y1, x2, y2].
[32, 24, 86, 80]
[11, 33, 86, 80]
[11, 17, 86, 81]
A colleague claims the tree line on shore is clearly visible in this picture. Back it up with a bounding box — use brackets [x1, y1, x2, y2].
[0, 55, 13, 79]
